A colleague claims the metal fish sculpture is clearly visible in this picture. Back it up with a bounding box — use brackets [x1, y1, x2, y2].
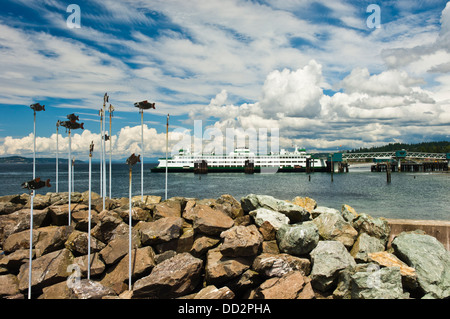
[126, 153, 141, 166]
[21, 177, 51, 190]
[60, 120, 84, 130]
[30, 103, 45, 112]
[134, 101, 156, 110]
[67, 113, 79, 123]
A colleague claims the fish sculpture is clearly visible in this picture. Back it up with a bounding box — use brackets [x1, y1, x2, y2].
[21, 177, 51, 190]
[30, 103, 45, 112]
[134, 101, 156, 110]
[126, 153, 141, 166]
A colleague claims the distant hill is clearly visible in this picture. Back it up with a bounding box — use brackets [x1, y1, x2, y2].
[349, 141, 450, 154]
[0, 156, 85, 164]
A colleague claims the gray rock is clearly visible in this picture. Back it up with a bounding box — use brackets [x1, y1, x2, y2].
[276, 222, 319, 256]
[392, 232, 450, 299]
[241, 194, 310, 223]
[350, 233, 385, 263]
[249, 208, 290, 230]
[312, 212, 358, 248]
[310, 241, 356, 292]
[352, 213, 390, 245]
[70, 279, 116, 299]
[311, 206, 340, 219]
[350, 266, 408, 299]
[252, 253, 311, 277]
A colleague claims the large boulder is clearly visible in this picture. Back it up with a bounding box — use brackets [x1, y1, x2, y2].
[252, 253, 311, 277]
[132, 252, 203, 298]
[276, 222, 319, 256]
[153, 200, 182, 219]
[205, 247, 253, 285]
[312, 212, 358, 249]
[350, 266, 408, 299]
[70, 279, 116, 299]
[220, 225, 263, 257]
[135, 217, 184, 246]
[191, 204, 234, 236]
[249, 208, 290, 230]
[350, 233, 385, 263]
[310, 241, 356, 292]
[352, 213, 390, 245]
[241, 194, 310, 223]
[252, 271, 315, 299]
[291, 197, 317, 213]
[0, 208, 49, 245]
[392, 231, 450, 298]
[0, 274, 20, 297]
[17, 248, 74, 293]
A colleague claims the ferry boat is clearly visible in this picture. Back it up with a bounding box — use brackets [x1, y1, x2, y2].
[151, 147, 328, 173]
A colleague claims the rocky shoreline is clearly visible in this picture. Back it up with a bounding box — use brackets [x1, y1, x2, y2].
[0, 191, 449, 299]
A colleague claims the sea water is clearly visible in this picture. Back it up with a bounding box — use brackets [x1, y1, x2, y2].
[0, 163, 448, 220]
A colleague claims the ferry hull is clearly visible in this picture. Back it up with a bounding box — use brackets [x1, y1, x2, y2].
[150, 166, 328, 173]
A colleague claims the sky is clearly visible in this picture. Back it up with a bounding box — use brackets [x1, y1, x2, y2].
[0, 0, 449, 161]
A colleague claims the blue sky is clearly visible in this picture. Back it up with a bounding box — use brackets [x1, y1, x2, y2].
[0, 0, 449, 160]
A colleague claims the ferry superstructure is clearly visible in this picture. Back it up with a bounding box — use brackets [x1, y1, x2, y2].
[151, 147, 328, 173]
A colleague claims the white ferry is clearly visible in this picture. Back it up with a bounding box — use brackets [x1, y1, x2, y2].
[151, 147, 328, 173]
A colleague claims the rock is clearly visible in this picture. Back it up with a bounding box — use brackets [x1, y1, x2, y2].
[153, 200, 182, 219]
[132, 195, 162, 206]
[311, 206, 340, 219]
[350, 266, 408, 299]
[24, 194, 51, 209]
[39, 281, 71, 299]
[0, 274, 20, 297]
[136, 217, 184, 246]
[252, 271, 315, 299]
[0, 201, 23, 215]
[192, 204, 234, 236]
[353, 213, 390, 245]
[73, 253, 105, 277]
[91, 211, 124, 243]
[65, 230, 106, 256]
[205, 247, 253, 285]
[312, 212, 358, 248]
[258, 221, 276, 241]
[72, 210, 99, 232]
[350, 233, 385, 263]
[194, 285, 235, 299]
[276, 222, 319, 256]
[190, 235, 220, 257]
[132, 253, 203, 299]
[70, 279, 116, 299]
[216, 194, 244, 219]
[18, 248, 74, 292]
[291, 196, 317, 213]
[0, 208, 49, 245]
[368, 251, 418, 290]
[241, 194, 310, 223]
[220, 225, 263, 257]
[119, 207, 151, 222]
[0, 249, 29, 274]
[261, 240, 280, 254]
[310, 241, 356, 292]
[47, 203, 88, 226]
[3, 229, 39, 253]
[101, 246, 156, 294]
[252, 253, 311, 277]
[341, 204, 359, 223]
[99, 233, 140, 265]
[249, 208, 290, 230]
[392, 232, 450, 298]
[227, 269, 263, 296]
[91, 198, 117, 213]
[34, 226, 72, 258]
[182, 200, 196, 221]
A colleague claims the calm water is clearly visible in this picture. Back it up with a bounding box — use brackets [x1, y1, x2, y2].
[0, 163, 448, 220]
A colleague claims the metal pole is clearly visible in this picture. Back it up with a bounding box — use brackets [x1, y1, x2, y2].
[68, 129, 72, 226]
[72, 157, 75, 193]
[128, 166, 132, 290]
[141, 109, 144, 202]
[56, 123, 59, 193]
[102, 107, 106, 205]
[165, 114, 169, 200]
[28, 191, 34, 299]
[88, 149, 92, 279]
[33, 111, 36, 180]
[99, 109, 104, 211]
[109, 105, 113, 199]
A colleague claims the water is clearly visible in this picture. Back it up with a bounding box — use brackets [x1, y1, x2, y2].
[0, 163, 448, 220]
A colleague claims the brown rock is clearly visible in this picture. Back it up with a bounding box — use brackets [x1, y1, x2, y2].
[194, 285, 235, 299]
[292, 197, 317, 213]
[99, 232, 140, 265]
[18, 248, 74, 292]
[0, 274, 20, 297]
[220, 225, 263, 257]
[252, 253, 311, 277]
[205, 247, 252, 285]
[252, 271, 315, 299]
[3, 229, 39, 253]
[73, 253, 106, 277]
[216, 194, 244, 219]
[153, 200, 182, 219]
[136, 217, 184, 246]
[190, 235, 220, 257]
[39, 280, 71, 299]
[132, 252, 203, 298]
[72, 210, 99, 232]
[192, 204, 234, 235]
[258, 221, 276, 241]
[35, 226, 72, 258]
[65, 230, 106, 256]
[0, 208, 49, 244]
